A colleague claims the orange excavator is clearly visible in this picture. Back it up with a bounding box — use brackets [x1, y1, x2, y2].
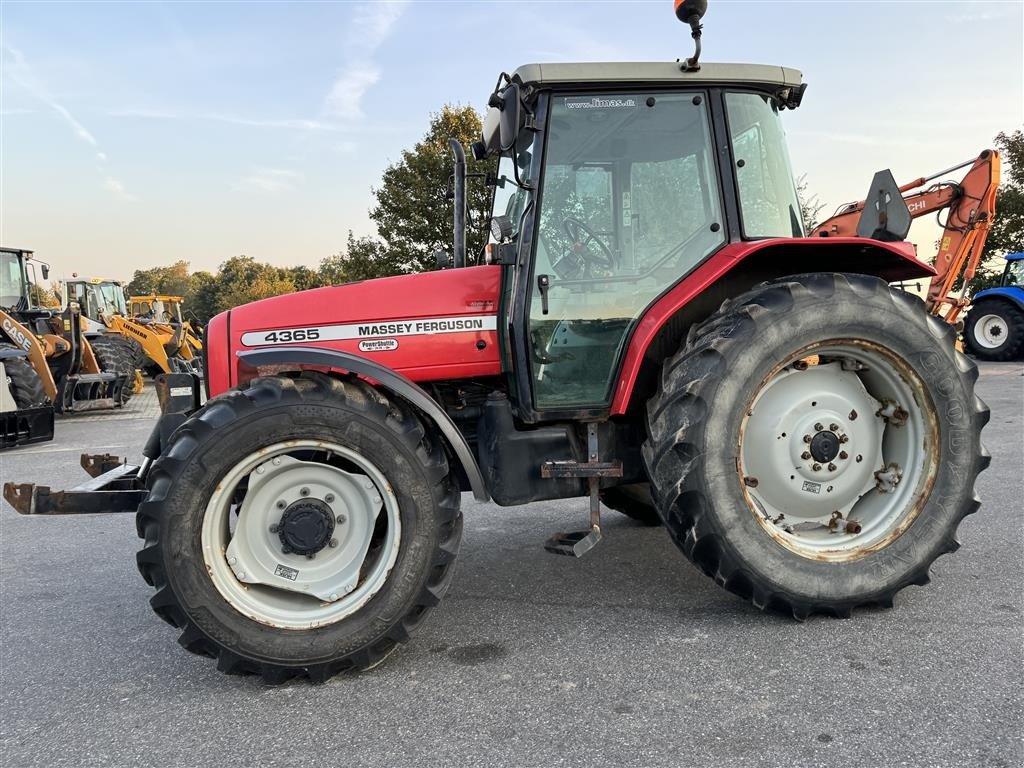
[812, 149, 1000, 325]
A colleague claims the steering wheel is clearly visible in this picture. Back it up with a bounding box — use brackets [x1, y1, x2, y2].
[562, 217, 615, 271]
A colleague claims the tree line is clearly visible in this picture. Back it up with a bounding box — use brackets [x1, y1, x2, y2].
[122, 116, 1021, 326]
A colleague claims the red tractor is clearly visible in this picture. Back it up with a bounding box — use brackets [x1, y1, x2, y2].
[4, 2, 992, 682]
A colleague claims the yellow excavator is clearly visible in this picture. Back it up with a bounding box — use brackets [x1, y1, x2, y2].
[64, 279, 202, 378]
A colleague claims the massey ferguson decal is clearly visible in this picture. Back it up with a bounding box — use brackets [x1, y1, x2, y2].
[240, 315, 497, 348]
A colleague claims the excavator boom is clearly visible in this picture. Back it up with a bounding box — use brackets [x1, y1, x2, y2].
[812, 149, 1000, 324]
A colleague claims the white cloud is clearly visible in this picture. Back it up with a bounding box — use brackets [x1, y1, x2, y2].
[324, 1, 409, 120]
[103, 176, 135, 200]
[234, 168, 303, 193]
[108, 107, 348, 132]
[2, 44, 126, 193]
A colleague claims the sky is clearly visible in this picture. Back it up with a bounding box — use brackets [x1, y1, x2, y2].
[1, 0, 1022, 280]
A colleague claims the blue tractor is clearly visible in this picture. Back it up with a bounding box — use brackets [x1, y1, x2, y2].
[963, 252, 1024, 361]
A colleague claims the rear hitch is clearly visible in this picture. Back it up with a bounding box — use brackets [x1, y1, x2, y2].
[541, 423, 622, 557]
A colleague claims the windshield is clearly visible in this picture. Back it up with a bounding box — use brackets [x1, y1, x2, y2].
[95, 283, 127, 315]
[726, 92, 803, 238]
[1004, 259, 1024, 287]
[1, 251, 26, 309]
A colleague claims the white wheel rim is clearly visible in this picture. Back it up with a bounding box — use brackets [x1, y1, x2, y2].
[201, 440, 401, 630]
[974, 313, 1009, 349]
[738, 341, 938, 562]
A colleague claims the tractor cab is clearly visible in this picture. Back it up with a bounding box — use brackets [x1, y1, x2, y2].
[473, 62, 806, 416]
[65, 278, 129, 333]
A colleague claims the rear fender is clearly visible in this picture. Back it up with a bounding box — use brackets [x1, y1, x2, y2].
[611, 237, 936, 415]
[236, 346, 489, 502]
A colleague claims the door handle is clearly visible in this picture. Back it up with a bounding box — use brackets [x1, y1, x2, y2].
[537, 274, 550, 316]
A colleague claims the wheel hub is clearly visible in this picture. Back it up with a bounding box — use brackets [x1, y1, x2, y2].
[808, 430, 840, 463]
[277, 500, 335, 556]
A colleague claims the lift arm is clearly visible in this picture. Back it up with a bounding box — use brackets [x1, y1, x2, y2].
[812, 150, 1000, 324]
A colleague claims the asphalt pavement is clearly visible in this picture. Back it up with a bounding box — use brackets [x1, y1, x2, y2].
[1, 363, 1021, 768]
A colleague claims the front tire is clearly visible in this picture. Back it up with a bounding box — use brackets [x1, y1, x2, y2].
[135, 373, 462, 682]
[963, 299, 1024, 361]
[90, 336, 138, 404]
[0, 342, 48, 407]
[643, 273, 989, 618]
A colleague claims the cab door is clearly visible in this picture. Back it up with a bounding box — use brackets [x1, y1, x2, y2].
[522, 91, 726, 414]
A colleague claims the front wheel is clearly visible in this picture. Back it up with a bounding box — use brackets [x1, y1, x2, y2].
[963, 300, 1024, 361]
[135, 373, 462, 682]
[643, 273, 990, 618]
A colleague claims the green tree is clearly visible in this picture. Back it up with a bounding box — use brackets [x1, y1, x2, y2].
[796, 174, 826, 232]
[211, 255, 296, 314]
[125, 260, 193, 297]
[370, 104, 498, 272]
[319, 232, 407, 285]
[972, 130, 1024, 292]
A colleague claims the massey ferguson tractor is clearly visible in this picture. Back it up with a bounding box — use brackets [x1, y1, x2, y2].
[3, 1, 995, 683]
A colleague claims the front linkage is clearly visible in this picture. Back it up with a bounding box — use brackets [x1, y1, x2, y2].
[3, 373, 201, 517]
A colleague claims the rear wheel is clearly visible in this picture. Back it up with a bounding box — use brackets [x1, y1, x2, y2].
[135, 373, 462, 682]
[90, 336, 138, 404]
[643, 273, 989, 618]
[963, 300, 1024, 361]
[0, 342, 47, 407]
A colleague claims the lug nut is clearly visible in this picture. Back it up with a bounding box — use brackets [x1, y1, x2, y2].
[801, 451, 812, 460]
[829, 423, 839, 432]
[227, 556, 237, 566]
[856, 455, 863, 463]
[300, 487, 310, 497]
[839, 435, 849, 444]
[803, 435, 812, 443]
[828, 463, 837, 472]
[336, 514, 347, 524]
[814, 423, 823, 432]
[812, 463, 822, 471]
[276, 500, 286, 509]
[272, 457, 281, 466]
[281, 545, 292, 554]
[269, 523, 280, 534]
[324, 493, 335, 503]
[328, 538, 338, 548]
[849, 410, 858, 421]
[839, 451, 848, 460]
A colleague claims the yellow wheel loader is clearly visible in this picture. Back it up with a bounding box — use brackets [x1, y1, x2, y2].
[0, 248, 131, 414]
[65, 280, 202, 377]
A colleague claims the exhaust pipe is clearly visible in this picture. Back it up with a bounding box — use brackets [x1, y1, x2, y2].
[449, 139, 467, 269]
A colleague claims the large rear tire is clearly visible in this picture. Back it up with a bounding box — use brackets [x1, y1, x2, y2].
[90, 336, 138, 404]
[643, 273, 989, 618]
[0, 342, 48, 407]
[135, 373, 462, 682]
[963, 299, 1024, 361]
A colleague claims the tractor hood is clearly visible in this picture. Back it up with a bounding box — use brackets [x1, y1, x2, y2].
[210, 265, 503, 394]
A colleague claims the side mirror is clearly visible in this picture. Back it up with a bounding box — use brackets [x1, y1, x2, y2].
[856, 170, 912, 242]
[479, 82, 522, 157]
[41, 265, 50, 280]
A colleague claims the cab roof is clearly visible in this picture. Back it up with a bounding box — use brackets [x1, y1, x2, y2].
[512, 61, 803, 91]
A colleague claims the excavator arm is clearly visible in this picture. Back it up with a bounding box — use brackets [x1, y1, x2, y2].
[812, 149, 1000, 324]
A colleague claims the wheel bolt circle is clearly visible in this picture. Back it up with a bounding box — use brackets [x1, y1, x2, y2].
[803, 435, 812, 444]
[829, 423, 839, 432]
[839, 435, 849, 444]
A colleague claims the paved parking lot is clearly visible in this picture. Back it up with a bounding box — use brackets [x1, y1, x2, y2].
[1, 363, 1021, 768]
